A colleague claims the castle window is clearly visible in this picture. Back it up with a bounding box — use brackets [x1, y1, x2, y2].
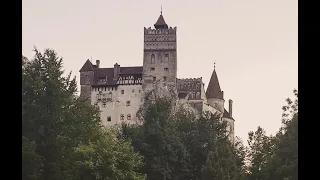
[132, 89, 135, 93]
[96, 94, 102, 101]
[163, 83, 166, 87]
[151, 54, 155, 64]
[163, 76, 167, 81]
[126, 101, 131, 106]
[120, 114, 124, 120]
[99, 78, 106, 83]
[121, 90, 124, 94]
[153, 77, 156, 81]
[127, 114, 131, 120]
[164, 68, 169, 72]
[150, 68, 155, 72]
[164, 54, 169, 63]
[139, 90, 141, 93]
[102, 103, 106, 108]
[107, 116, 111, 122]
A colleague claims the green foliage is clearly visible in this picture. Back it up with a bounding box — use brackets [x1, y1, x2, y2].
[247, 89, 298, 180]
[22, 48, 145, 180]
[121, 92, 246, 180]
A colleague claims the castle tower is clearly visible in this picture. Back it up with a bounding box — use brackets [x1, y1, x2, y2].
[206, 67, 225, 114]
[79, 59, 95, 103]
[142, 10, 177, 91]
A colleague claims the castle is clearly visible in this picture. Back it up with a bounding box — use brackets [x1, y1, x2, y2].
[79, 12, 235, 141]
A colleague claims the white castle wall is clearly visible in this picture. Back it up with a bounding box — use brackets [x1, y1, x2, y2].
[91, 85, 143, 126]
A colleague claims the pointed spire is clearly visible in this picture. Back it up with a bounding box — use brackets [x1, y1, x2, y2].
[79, 59, 94, 72]
[206, 65, 223, 99]
[154, 6, 168, 29]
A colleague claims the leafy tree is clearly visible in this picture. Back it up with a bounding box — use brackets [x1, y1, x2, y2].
[121, 93, 191, 180]
[247, 89, 298, 180]
[121, 88, 247, 180]
[22, 48, 145, 180]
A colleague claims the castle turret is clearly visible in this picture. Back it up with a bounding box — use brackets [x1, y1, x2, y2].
[206, 66, 225, 114]
[79, 59, 95, 103]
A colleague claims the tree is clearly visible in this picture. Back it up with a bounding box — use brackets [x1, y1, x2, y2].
[246, 89, 298, 180]
[121, 88, 247, 180]
[121, 92, 191, 180]
[22, 48, 145, 180]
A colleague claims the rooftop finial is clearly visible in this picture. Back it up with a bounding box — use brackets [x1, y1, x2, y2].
[161, 5, 162, 14]
[214, 61, 216, 70]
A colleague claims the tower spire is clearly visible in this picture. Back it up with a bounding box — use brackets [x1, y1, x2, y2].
[214, 61, 216, 70]
[154, 6, 168, 29]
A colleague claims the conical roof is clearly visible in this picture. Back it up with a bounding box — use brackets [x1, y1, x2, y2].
[206, 69, 223, 99]
[154, 14, 168, 29]
[79, 59, 94, 72]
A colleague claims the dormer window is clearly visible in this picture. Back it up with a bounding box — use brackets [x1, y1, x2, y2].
[99, 77, 106, 83]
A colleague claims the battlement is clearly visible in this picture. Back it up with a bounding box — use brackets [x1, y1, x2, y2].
[177, 77, 203, 92]
[177, 77, 203, 83]
[144, 27, 177, 35]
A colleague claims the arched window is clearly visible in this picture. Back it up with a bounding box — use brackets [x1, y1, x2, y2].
[151, 54, 155, 64]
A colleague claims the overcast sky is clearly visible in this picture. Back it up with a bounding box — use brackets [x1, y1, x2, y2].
[22, 0, 298, 142]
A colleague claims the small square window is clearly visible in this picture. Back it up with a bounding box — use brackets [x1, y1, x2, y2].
[132, 89, 135, 93]
[126, 101, 131, 106]
[107, 116, 111, 122]
[121, 90, 124, 94]
[150, 68, 155, 71]
[163, 77, 167, 81]
[153, 77, 156, 81]
[120, 114, 124, 120]
[127, 114, 131, 120]
[164, 68, 169, 71]
[139, 90, 141, 93]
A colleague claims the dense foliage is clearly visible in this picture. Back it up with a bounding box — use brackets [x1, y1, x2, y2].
[120, 90, 247, 180]
[22, 49, 145, 180]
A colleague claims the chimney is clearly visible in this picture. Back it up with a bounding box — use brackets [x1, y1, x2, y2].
[114, 63, 120, 80]
[96, 60, 100, 68]
[229, 99, 233, 118]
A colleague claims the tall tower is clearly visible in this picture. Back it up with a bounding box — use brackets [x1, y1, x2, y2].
[79, 59, 95, 103]
[142, 10, 177, 91]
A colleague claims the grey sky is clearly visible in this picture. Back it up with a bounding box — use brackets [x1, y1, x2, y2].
[22, 0, 298, 142]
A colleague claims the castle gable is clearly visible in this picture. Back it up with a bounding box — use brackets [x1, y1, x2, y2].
[92, 66, 143, 86]
[222, 108, 233, 120]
